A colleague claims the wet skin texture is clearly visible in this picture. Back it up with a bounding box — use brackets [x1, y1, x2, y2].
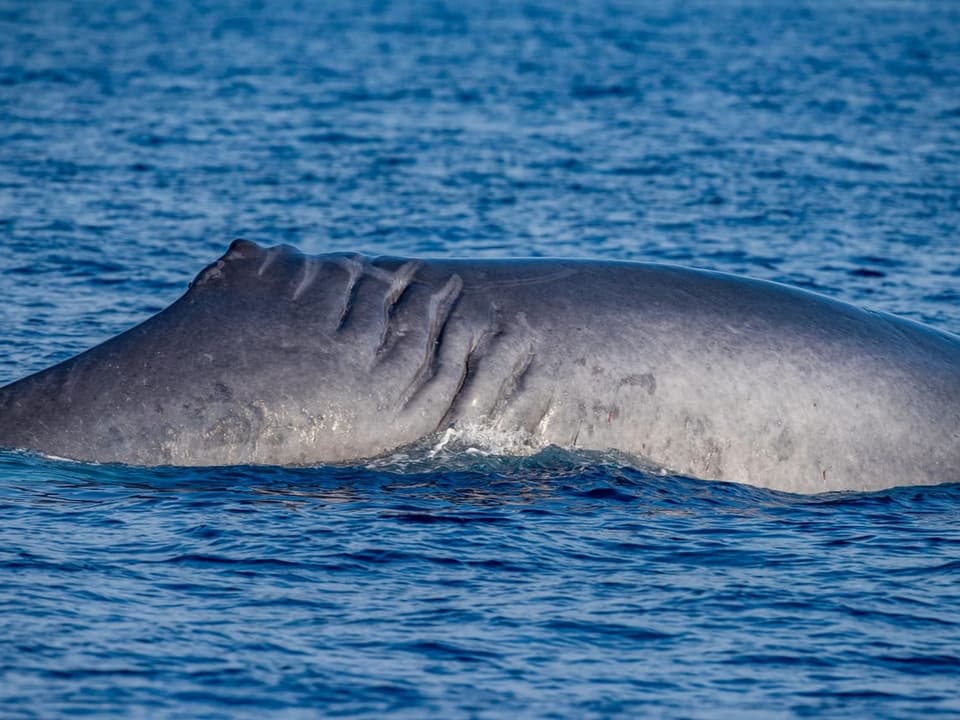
[1, 240, 958, 494]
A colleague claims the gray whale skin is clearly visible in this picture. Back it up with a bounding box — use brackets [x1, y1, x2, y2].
[1, 240, 958, 494]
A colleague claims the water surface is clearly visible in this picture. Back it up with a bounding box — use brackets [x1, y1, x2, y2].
[1, 0, 959, 717]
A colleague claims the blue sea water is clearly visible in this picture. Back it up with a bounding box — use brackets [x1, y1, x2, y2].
[1, 0, 960, 716]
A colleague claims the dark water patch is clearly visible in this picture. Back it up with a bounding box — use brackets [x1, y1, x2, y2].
[381, 511, 514, 525]
[848, 267, 886, 278]
[299, 131, 375, 145]
[542, 618, 674, 644]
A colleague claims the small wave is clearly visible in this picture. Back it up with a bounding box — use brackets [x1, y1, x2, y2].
[366, 423, 662, 476]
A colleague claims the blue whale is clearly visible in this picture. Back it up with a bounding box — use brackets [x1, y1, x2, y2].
[1, 240, 958, 493]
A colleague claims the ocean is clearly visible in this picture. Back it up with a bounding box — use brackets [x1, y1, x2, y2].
[1, 0, 959, 717]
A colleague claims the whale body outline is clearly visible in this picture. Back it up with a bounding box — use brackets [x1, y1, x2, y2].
[1, 239, 958, 494]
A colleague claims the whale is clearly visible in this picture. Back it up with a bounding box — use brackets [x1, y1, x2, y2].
[0, 239, 958, 493]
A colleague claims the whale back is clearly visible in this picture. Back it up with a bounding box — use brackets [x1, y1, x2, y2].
[1, 240, 959, 493]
